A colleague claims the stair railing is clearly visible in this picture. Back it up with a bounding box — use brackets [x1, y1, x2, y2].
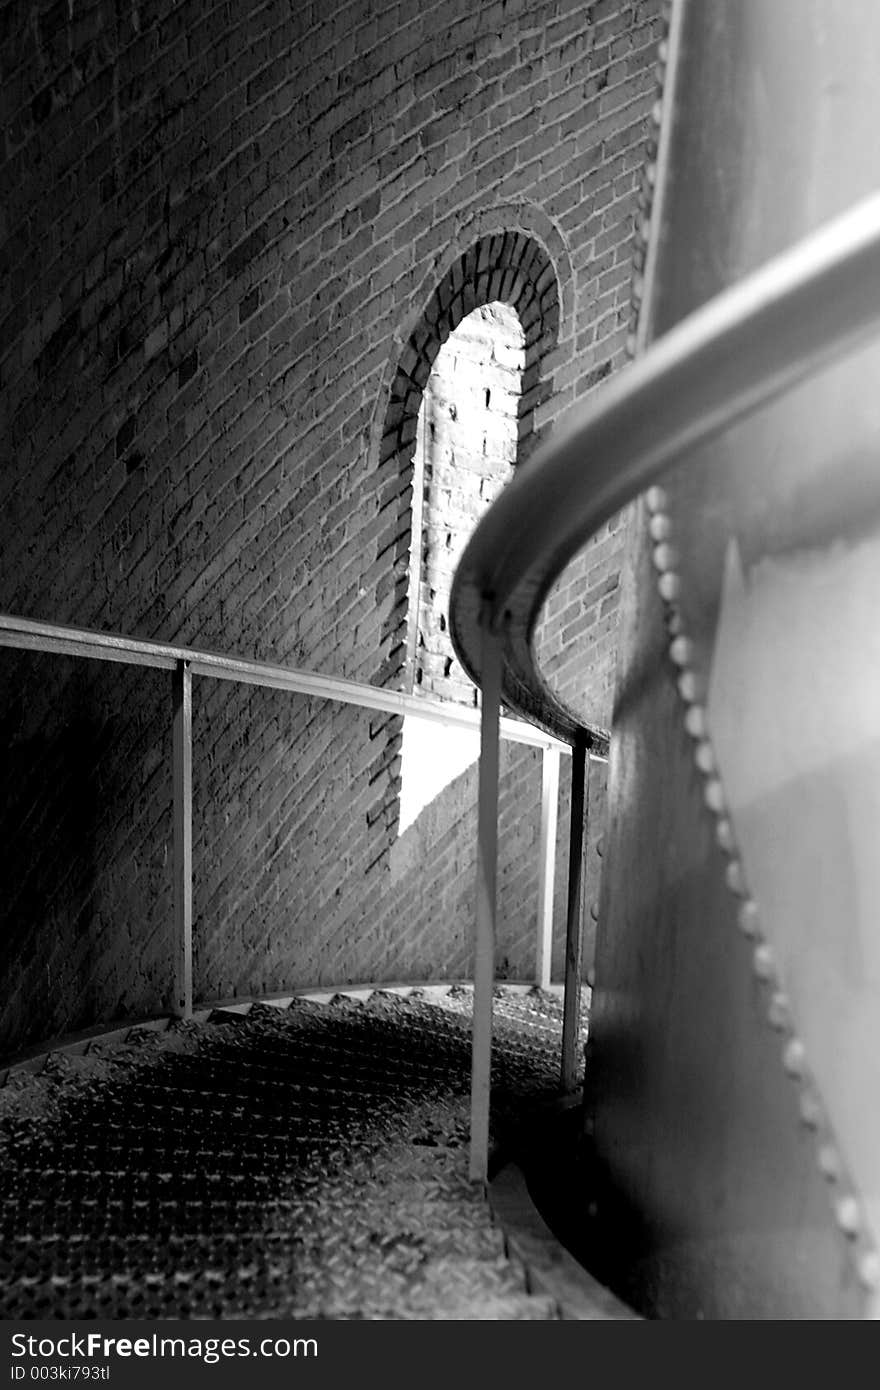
[0, 611, 590, 1037]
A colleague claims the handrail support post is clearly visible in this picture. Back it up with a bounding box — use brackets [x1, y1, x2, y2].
[536, 745, 560, 989]
[470, 619, 502, 1184]
[561, 739, 590, 1090]
[172, 659, 193, 1020]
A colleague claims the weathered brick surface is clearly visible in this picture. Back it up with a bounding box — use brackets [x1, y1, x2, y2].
[0, 0, 662, 1050]
[0, 651, 173, 1052]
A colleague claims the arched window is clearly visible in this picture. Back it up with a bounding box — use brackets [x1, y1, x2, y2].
[399, 302, 525, 830]
[372, 230, 560, 856]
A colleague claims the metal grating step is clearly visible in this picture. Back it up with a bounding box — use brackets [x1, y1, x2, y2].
[0, 985, 584, 1320]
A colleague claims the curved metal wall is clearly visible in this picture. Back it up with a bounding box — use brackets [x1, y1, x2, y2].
[589, 0, 880, 1318]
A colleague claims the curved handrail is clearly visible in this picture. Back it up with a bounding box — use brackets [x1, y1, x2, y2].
[449, 191, 880, 745]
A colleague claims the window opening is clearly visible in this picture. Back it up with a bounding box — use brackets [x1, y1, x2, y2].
[399, 301, 525, 833]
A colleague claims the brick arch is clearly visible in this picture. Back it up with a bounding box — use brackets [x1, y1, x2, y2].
[377, 231, 561, 697]
[360, 232, 560, 880]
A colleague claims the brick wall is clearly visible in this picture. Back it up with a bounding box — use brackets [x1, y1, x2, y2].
[0, 0, 663, 1052]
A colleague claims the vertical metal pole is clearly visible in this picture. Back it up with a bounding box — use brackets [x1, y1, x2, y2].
[469, 621, 502, 1184]
[535, 745, 560, 990]
[561, 739, 590, 1090]
[172, 659, 193, 1020]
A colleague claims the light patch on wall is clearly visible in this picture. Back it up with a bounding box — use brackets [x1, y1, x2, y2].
[398, 716, 479, 833]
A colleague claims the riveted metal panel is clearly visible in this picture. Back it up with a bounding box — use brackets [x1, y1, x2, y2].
[591, 0, 880, 1318]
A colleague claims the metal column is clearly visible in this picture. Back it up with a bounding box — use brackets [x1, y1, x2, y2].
[535, 745, 560, 989]
[561, 738, 589, 1090]
[469, 622, 502, 1184]
[172, 659, 193, 1020]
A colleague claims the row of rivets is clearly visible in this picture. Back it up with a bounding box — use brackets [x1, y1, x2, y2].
[647, 489, 878, 1296]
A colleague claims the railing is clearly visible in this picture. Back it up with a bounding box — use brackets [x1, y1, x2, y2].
[449, 190, 880, 1178]
[0, 611, 605, 1063]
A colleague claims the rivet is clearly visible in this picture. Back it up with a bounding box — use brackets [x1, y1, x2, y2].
[653, 543, 679, 573]
[799, 1090, 821, 1129]
[632, 272, 645, 301]
[590, 902, 599, 922]
[715, 817, 735, 852]
[645, 161, 657, 187]
[657, 571, 681, 602]
[725, 859, 747, 895]
[625, 332, 638, 356]
[677, 669, 701, 704]
[665, 607, 684, 636]
[657, 39, 669, 63]
[694, 740, 715, 774]
[596, 837, 604, 858]
[782, 1038, 805, 1077]
[669, 635, 693, 667]
[753, 942, 774, 980]
[818, 1144, 840, 1181]
[649, 511, 671, 542]
[684, 705, 708, 739]
[651, 99, 663, 125]
[836, 1195, 860, 1238]
[645, 485, 668, 514]
[857, 1250, 880, 1291]
[737, 899, 759, 938]
[767, 989, 789, 1028]
[704, 778, 725, 815]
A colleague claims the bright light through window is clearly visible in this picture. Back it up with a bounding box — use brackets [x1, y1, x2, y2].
[398, 717, 480, 834]
[399, 301, 523, 835]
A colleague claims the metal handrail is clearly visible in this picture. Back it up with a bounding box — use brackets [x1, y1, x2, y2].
[449, 191, 880, 744]
[0, 609, 582, 1045]
[0, 611, 571, 751]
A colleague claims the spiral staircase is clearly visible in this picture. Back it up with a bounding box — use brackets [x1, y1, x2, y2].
[3, 0, 880, 1320]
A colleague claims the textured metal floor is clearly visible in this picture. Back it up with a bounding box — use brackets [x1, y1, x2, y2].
[0, 985, 584, 1320]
